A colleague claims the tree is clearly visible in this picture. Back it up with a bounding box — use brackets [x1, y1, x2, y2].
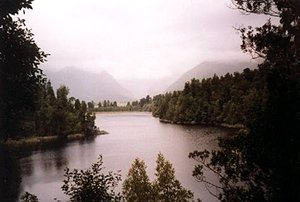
[34, 81, 56, 136]
[82, 112, 98, 136]
[45, 81, 56, 104]
[62, 155, 122, 202]
[0, 0, 34, 17]
[52, 86, 70, 138]
[190, 1, 300, 201]
[20, 192, 38, 202]
[81, 101, 87, 113]
[139, 98, 147, 108]
[153, 153, 193, 202]
[123, 154, 194, 202]
[68, 97, 76, 110]
[97, 101, 102, 108]
[74, 99, 81, 111]
[87, 101, 94, 110]
[122, 158, 153, 202]
[0, 0, 47, 140]
[146, 95, 152, 103]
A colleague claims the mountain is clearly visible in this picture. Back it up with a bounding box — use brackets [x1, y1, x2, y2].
[167, 61, 257, 92]
[119, 77, 174, 99]
[44, 67, 134, 102]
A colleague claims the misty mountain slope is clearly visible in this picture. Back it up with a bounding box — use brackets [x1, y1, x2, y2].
[167, 61, 257, 92]
[119, 77, 174, 98]
[44, 67, 134, 101]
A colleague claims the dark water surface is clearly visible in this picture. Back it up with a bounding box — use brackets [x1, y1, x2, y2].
[19, 112, 230, 201]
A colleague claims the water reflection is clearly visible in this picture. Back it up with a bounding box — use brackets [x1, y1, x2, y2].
[41, 149, 68, 172]
[0, 144, 21, 201]
[20, 157, 34, 177]
[18, 112, 230, 202]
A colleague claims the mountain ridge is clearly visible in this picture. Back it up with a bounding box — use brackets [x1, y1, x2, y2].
[44, 67, 134, 102]
[167, 61, 257, 92]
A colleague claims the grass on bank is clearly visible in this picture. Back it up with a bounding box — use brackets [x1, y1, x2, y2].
[4, 130, 108, 151]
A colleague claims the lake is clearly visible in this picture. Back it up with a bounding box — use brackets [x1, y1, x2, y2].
[19, 112, 231, 201]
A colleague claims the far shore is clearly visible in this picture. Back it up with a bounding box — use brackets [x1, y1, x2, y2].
[159, 118, 245, 130]
[4, 130, 108, 154]
[95, 111, 151, 114]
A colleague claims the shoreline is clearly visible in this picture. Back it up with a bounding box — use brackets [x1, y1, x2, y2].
[4, 130, 108, 154]
[159, 118, 246, 130]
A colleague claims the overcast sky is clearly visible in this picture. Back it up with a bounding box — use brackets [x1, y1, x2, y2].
[21, 0, 270, 80]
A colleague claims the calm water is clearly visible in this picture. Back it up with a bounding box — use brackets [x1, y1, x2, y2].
[19, 112, 230, 201]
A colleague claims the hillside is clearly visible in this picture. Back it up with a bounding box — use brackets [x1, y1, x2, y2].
[44, 67, 134, 102]
[167, 61, 257, 92]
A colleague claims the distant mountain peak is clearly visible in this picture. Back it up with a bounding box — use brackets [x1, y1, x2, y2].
[99, 70, 117, 80]
[61, 66, 79, 72]
[45, 67, 134, 102]
[166, 60, 257, 92]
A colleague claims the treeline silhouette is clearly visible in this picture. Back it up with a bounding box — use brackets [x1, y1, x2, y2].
[90, 95, 153, 112]
[34, 82, 98, 138]
[0, 1, 98, 141]
[153, 0, 300, 200]
[153, 67, 266, 127]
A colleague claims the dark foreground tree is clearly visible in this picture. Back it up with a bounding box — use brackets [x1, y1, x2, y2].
[153, 153, 193, 202]
[62, 155, 122, 202]
[0, 0, 47, 140]
[20, 192, 38, 202]
[190, 0, 300, 201]
[123, 153, 194, 202]
[122, 158, 153, 202]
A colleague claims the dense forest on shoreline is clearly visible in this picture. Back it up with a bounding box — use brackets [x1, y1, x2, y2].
[34, 82, 99, 138]
[152, 67, 266, 127]
[152, 1, 300, 201]
[88, 95, 153, 113]
[1, 0, 300, 201]
[1, 79, 99, 141]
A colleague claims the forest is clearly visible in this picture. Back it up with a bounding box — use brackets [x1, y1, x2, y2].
[0, 10, 98, 141]
[89, 95, 153, 112]
[152, 68, 266, 128]
[153, 1, 300, 201]
[1, 0, 300, 201]
[1, 78, 99, 142]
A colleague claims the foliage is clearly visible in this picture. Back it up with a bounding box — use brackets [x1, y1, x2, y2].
[153, 153, 193, 202]
[122, 159, 153, 202]
[34, 84, 99, 138]
[0, 0, 47, 140]
[92, 95, 153, 112]
[87, 101, 95, 110]
[20, 192, 39, 202]
[52, 86, 71, 138]
[82, 112, 98, 136]
[189, 136, 270, 201]
[186, 1, 300, 201]
[153, 1, 300, 201]
[123, 153, 194, 202]
[62, 155, 122, 202]
[152, 70, 267, 127]
[0, 0, 33, 18]
[0, 0, 99, 141]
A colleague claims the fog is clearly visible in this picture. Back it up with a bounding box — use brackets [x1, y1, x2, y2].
[21, 0, 272, 97]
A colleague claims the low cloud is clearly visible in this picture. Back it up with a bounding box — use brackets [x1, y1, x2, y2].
[22, 0, 272, 80]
